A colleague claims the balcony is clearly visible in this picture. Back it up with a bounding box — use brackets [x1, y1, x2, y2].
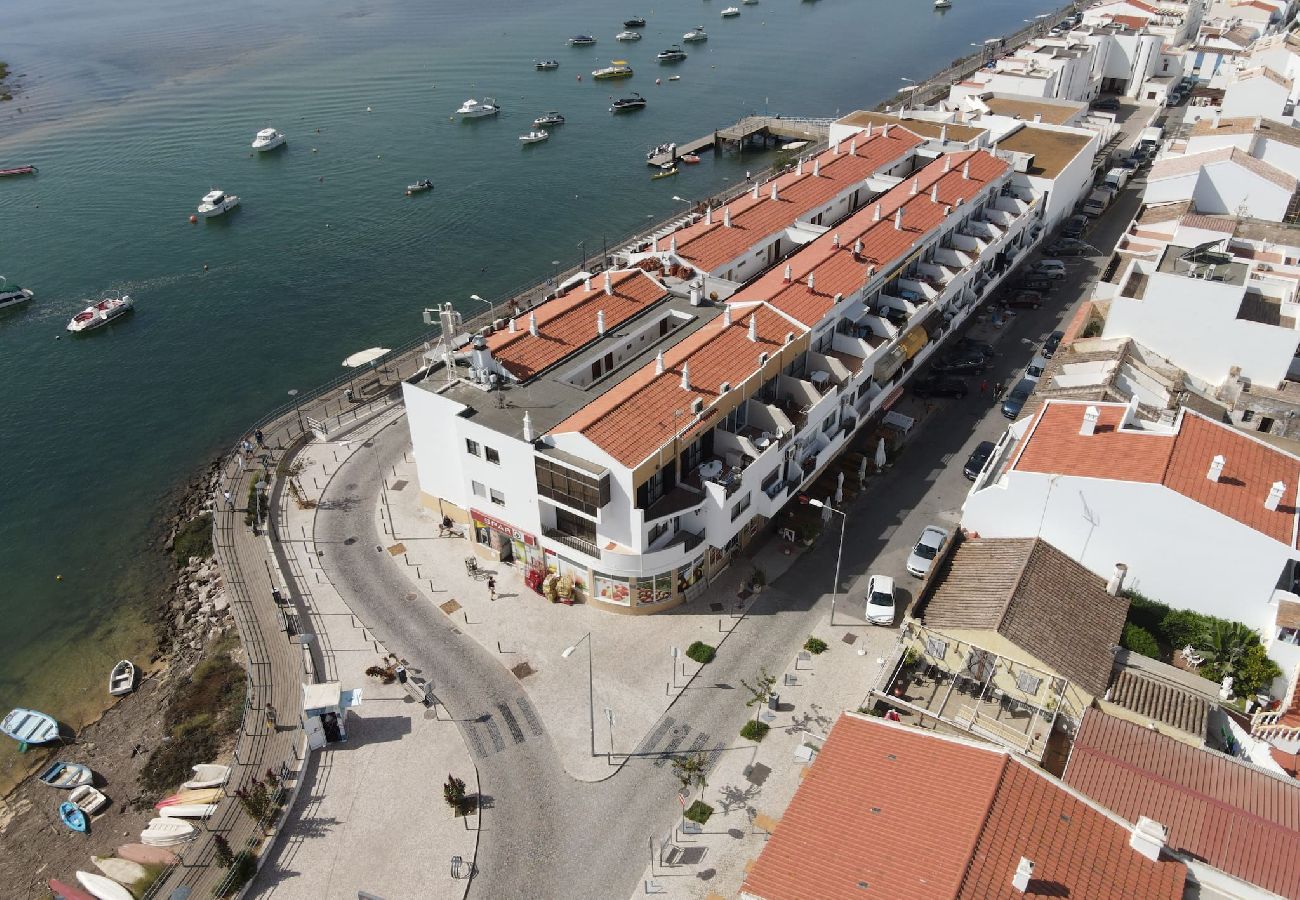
[542, 526, 600, 559]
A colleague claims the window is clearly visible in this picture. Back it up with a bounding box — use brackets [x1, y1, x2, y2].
[466, 439, 480, 457]
[554, 507, 597, 544]
[730, 491, 752, 521]
[648, 520, 670, 546]
[485, 446, 501, 465]
[489, 488, 506, 506]
[471, 481, 486, 498]
[536, 457, 612, 515]
[1014, 670, 1043, 695]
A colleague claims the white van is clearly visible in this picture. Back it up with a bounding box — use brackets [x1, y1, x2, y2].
[1104, 167, 1130, 192]
[1081, 188, 1112, 218]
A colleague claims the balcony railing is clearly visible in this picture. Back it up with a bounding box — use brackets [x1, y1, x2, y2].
[542, 526, 600, 559]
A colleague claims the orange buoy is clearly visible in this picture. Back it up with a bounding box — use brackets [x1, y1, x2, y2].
[189, 214, 197, 223]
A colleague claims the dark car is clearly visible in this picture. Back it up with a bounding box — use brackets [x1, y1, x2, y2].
[935, 350, 989, 375]
[1042, 330, 1064, 358]
[1001, 377, 1036, 419]
[1091, 96, 1120, 111]
[963, 440, 996, 480]
[1006, 290, 1043, 310]
[1061, 214, 1088, 238]
[1019, 276, 1055, 293]
[912, 375, 969, 399]
[1047, 239, 1088, 257]
[955, 337, 995, 359]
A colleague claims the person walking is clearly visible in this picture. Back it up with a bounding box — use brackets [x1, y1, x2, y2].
[223, 490, 234, 509]
[979, 378, 989, 395]
[487, 576, 497, 602]
[255, 429, 265, 448]
[994, 381, 1006, 400]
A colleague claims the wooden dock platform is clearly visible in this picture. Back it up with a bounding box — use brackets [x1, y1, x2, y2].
[646, 115, 833, 167]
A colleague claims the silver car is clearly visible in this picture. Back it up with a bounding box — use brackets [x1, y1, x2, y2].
[906, 526, 949, 578]
[865, 574, 896, 626]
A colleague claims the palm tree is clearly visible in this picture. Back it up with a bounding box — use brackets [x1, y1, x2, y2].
[1195, 621, 1259, 681]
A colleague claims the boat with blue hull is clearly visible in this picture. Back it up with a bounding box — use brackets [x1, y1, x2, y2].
[60, 801, 88, 832]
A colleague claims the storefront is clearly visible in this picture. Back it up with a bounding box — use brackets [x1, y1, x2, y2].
[470, 508, 541, 569]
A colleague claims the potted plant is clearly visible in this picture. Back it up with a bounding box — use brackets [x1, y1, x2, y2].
[750, 567, 767, 594]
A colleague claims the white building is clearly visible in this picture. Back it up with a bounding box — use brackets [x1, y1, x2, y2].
[1219, 65, 1295, 120]
[1247, 29, 1300, 95]
[946, 38, 1100, 104]
[962, 398, 1300, 694]
[1206, 0, 1287, 29]
[1079, 25, 1169, 97]
[1144, 144, 1297, 218]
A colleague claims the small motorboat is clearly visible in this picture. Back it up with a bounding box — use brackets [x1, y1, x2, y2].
[140, 817, 196, 846]
[0, 275, 34, 311]
[533, 111, 565, 127]
[610, 92, 647, 113]
[116, 843, 180, 866]
[75, 872, 135, 900]
[668, 75, 681, 81]
[653, 164, 678, 179]
[624, 16, 647, 27]
[934, 0, 952, 7]
[66, 291, 134, 334]
[159, 803, 218, 819]
[657, 45, 688, 62]
[182, 763, 231, 789]
[722, 6, 741, 16]
[109, 660, 136, 696]
[593, 61, 634, 79]
[70, 784, 110, 815]
[251, 127, 286, 151]
[39, 761, 94, 789]
[60, 802, 88, 833]
[92, 857, 148, 886]
[1, 707, 59, 744]
[196, 189, 239, 218]
[49, 878, 97, 900]
[680, 153, 701, 164]
[156, 787, 224, 807]
[519, 129, 550, 144]
[616, 30, 642, 41]
[568, 34, 597, 46]
[456, 97, 500, 118]
[406, 179, 434, 195]
[646, 142, 675, 160]
[743, 0, 758, 4]
[535, 59, 560, 70]
[0, 165, 37, 177]
[683, 26, 708, 42]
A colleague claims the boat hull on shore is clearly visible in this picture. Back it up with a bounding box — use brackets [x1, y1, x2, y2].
[116, 843, 180, 866]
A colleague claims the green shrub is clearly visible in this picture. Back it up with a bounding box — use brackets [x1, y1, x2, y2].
[804, 637, 828, 655]
[1121, 623, 1160, 659]
[685, 641, 716, 665]
[683, 800, 714, 825]
[219, 851, 258, 898]
[1160, 609, 1209, 652]
[740, 720, 770, 742]
[173, 513, 213, 565]
[1232, 643, 1283, 697]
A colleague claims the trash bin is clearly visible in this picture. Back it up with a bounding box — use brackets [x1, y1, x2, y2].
[395, 665, 408, 684]
[271, 587, 283, 604]
[768, 692, 780, 711]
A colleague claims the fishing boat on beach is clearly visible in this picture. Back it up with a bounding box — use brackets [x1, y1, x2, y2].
[92, 857, 148, 887]
[48, 878, 96, 900]
[159, 802, 218, 819]
[182, 763, 231, 789]
[1, 707, 59, 744]
[70, 784, 110, 815]
[116, 843, 180, 866]
[75, 872, 135, 900]
[140, 817, 196, 846]
[60, 802, 87, 833]
[66, 291, 134, 334]
[39, 761, 93, 789]
[156, 787, 224, 807]
[108, 660, 135, 696]
[0, 275, 34, 311]
[0, 165, 37, 177]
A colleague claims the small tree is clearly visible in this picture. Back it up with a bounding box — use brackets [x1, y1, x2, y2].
[672, 751, 710, 801]
[741, 667, 777, 725]
[443, 773, 467, 815]
[213, 834, 234, 868]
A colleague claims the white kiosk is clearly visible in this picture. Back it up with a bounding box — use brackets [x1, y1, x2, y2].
[301, 681, 361, 751]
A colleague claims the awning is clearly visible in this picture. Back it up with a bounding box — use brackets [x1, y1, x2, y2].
[873, 345, 908, 383]
[342, 347, 392, 368]
[898, 327, 929, 360]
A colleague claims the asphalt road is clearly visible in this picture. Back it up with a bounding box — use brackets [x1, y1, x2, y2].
[309, 175, 1143, 899]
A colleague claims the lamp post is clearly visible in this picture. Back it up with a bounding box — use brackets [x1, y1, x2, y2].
[805, 498, 846, 626]
[561, 632, 596, 757]
[287, 388, 304, 434]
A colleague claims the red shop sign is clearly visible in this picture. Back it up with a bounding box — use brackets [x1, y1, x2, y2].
[470, 509, 537, 546]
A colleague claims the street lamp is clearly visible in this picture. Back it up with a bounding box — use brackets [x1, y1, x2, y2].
[561, 632, 596, 757]
[287, 388, 304, 434]
[805, 498, 847, 626]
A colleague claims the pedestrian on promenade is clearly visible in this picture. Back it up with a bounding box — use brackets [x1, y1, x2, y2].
[255, 429, 265, 448]
[223, 490, 234, 509]
[237, 455, 245, 472]
[994, 381, 1006, 400]
[979, 379, 989, 395]
[487, 576, 497, 602]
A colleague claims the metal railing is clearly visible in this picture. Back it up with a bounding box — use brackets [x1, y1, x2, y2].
[542, 526, 601, 559]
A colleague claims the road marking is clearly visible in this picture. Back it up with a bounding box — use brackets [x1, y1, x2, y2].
[636, 716, 675, 757]
[654, 723, 693, 767]
[483, 715, 506, 752]
[465, 723, 489, 759]
[496, 702, 526, 744]
[683, 733, 711, 758]
[516, 696, 545, 736]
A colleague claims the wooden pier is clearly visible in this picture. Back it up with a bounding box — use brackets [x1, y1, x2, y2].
[646, 116, 832, 167]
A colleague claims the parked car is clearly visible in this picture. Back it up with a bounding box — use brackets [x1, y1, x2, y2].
[1001, 377, 1036, 419]
[1005, 290, 1043, 310]
[1091, 96, 1120, 111]
[955, 337, 995, 359]
[1042, 330, 1064, 358]
[963, 440, 996, 480]
[935, 349, 989, 375]
[1019, 276, 1055, 292]
[1029, 259, 1066, 279]
[906, 526, 950, 578]
[865, 574, 896, 625]
[1047, 238, 1089, 256]
[1024, 354, 1049, 380]
[1061, 215, 1088, 238]
[912, 374, 969, 398]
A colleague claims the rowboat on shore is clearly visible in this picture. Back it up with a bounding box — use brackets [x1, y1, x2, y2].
[59, 801, 87, 832]
[92, 856, 149, 886]
[49, 878, 96, 900]
[39, 761, 93, 789]
[75, 871, 135, 900]
[116, 843, 180, 866]
[0, 165, 37, 177]
[182, 763, 230, 789]
[1, 707, 60, 745]
[140, 817, 196, 846]
[109, 659, 136, 696]
[70, 784, 110, 815]
[159, 802, 218, 819]
[156, 787, 223, 807]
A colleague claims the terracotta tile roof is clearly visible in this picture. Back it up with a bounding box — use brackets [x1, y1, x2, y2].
[1106, 668, 1210, 736]
[1012, 401, 1300, 547]
[731, 150, 1010, 327]
[920, 538, 1129, 695]
[1235, 64, 1293, 90]
[549, 302, 803, 466]
[667, 129, 922, 273]
[1191, 114, 1300, 149]
[485, 271, 667, 380]
[1179, 211, 1236, 232]
[835, 110, 987, 144]
[1065, 709, 1300, 897]
[1112, 13, 1152, 28]
[741, 713, 1186, 900]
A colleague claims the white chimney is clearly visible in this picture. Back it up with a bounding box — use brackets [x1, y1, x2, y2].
[944, 205, 952, 216]
[832, 140, 840, 155]
[655, 351, 665, 374]
[962, 160, 970, 179]
[748, 315, 758, 342]
[689, 286, 701, 306]
[604, 271, 613, 295]
[529, 312, 539, 337]
[873, 204, 882, 222]
[584, 276, 592, 292]
[939, 124, 948, 144]
[854, 238, 864, 255]
[752, 181, 761, 200]
[723, 305, 732, 327]
[849, 138, 857, 156]
[508, 318, 517, 334]
[1129, 817, 1167, 862]
[522, 411, 534, 442]
[723, 207, 732, 228]
[1207, 454, 1226, 482]
[813, 158, 821, 176]
[1212, 110, 1221, 129]
[596, 309, 606, 336]
[784, 264, 792, 281]
[1033, 112, 1042, 124]
[1011, 858, 1034, 893]
[785, 331, 795, 344]
[833, 232, 841, 248]
[930, 184, 939, 202]
[944, 156, 952, 173]
[910, 177, 919, 195]
[1106, 563, 1128, 597]
[807, 272, 816, 291]
[865, 122, 873, 137]
[705, 206, 713, 225]
[1266, 481, 1286, 511]
[770, 182, 779, 201]
[796, 158, 804, 175]
[680, 361, 691, 391]
[894, 207, 904, 230]
[669, 235, 677, 253]
[1080, 405, 1100, 436]
[884, 123, 892, 137]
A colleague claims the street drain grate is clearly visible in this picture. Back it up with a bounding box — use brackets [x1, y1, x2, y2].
[841, 633, 858, 645]
[391, 479, 408, 491]
[405, 592, 418, 603]
[440, 599, 462, 615]
[511, 662, 535, 679]
[709, 603, 724, 612]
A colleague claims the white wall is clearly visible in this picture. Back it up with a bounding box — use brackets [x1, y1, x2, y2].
[1143, 170, 1201, 205]
[1221, 77, 1290, 120]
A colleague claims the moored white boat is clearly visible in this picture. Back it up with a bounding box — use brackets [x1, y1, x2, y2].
[196, 189, 239, 218]
[683, 26, 708, 42]
[251, 127, 286, 151]
[593, 61, 634, 79]
[456, 97, 500, 118]
[66, 291, 133, 334]
[535, 59, 560, 70]
[934, 0, 952, 7]
[0, 275, 33, 311]
[519, 129, 550, 144]
[616, 30, 642, 41]
[109, 660, 135, 696]
[721, 6, 740, 17]
[182, 763, 231, 789]
[568, 34, 597, 46]
[533, 111, 565, 126]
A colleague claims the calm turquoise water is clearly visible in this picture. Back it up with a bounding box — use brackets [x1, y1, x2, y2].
[0, 0, 1055, 781]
